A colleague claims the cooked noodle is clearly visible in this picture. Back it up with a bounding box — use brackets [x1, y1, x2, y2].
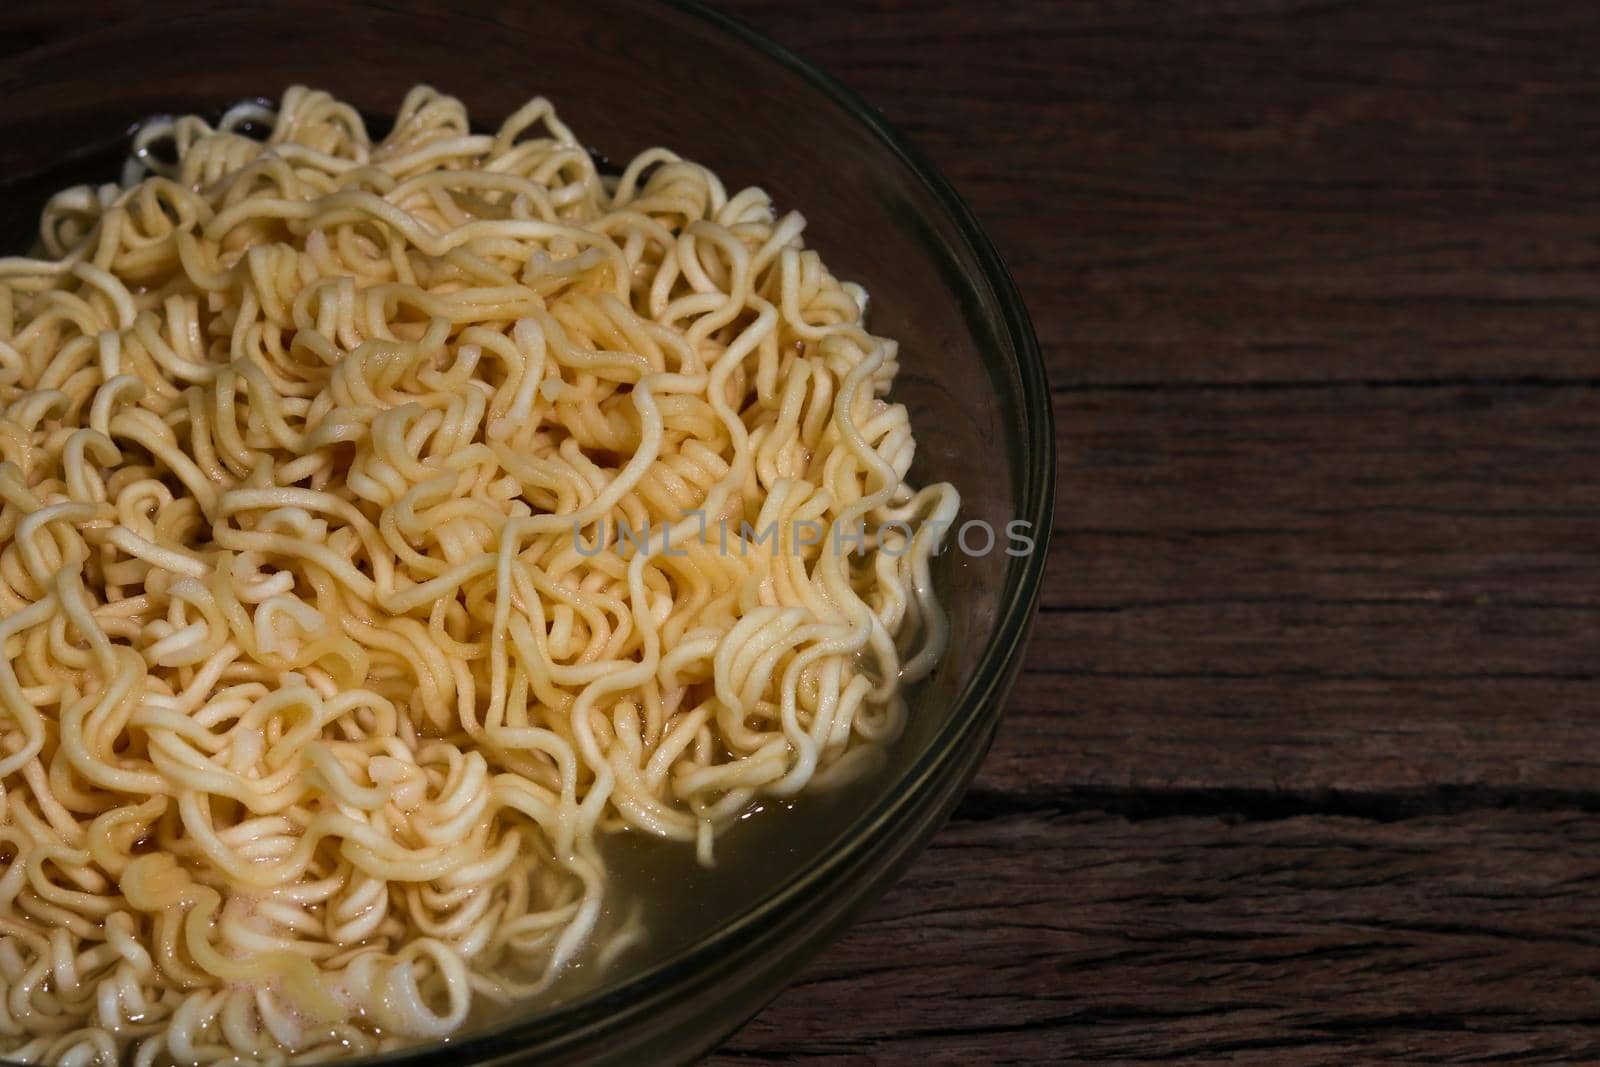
[0, 86, 957, 1064]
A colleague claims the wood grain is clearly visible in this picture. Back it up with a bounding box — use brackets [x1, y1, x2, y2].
[710, 0, 1600, 1063]
[711, 810, 1600, 1065]
[996, 383, 1600, 793]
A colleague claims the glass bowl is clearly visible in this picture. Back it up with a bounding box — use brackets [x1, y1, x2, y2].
[0, 2, 1054, 1063]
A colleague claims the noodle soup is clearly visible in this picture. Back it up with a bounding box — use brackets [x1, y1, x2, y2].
[0, 86, 956, 1065]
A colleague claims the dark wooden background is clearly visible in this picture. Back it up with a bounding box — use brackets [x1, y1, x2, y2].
[707, 1, 1600, 1063]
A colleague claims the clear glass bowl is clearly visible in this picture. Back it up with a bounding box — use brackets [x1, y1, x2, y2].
[0, 2, 1054, 1063]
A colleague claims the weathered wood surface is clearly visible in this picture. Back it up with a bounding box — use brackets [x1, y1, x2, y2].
[708, 0, 1600, 1062]
[717, 810, 1600, 1064]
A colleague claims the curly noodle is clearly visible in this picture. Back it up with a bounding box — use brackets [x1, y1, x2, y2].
[0, 85, 957, 1064]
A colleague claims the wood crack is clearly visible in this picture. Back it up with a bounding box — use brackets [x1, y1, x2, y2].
[952, 784, 1600, 825]
[1050, 375, 1600, 393]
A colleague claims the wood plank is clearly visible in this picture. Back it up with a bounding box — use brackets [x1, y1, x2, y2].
[720, 0, 1600, 385]
[1043, 382, 1600, 675]
[710, 808, 1600, 1065]
[985, 672, 1600, 800]
[973, 383, 1600, 796]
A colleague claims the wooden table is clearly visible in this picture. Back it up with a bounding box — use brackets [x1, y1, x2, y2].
[708, 1, 1600, 1063]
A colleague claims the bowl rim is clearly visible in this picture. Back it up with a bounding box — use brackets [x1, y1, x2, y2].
[380, 1, 1057, 1061]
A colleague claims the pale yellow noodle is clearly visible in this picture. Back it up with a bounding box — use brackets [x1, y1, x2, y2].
[0, 85, 957, 1065]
